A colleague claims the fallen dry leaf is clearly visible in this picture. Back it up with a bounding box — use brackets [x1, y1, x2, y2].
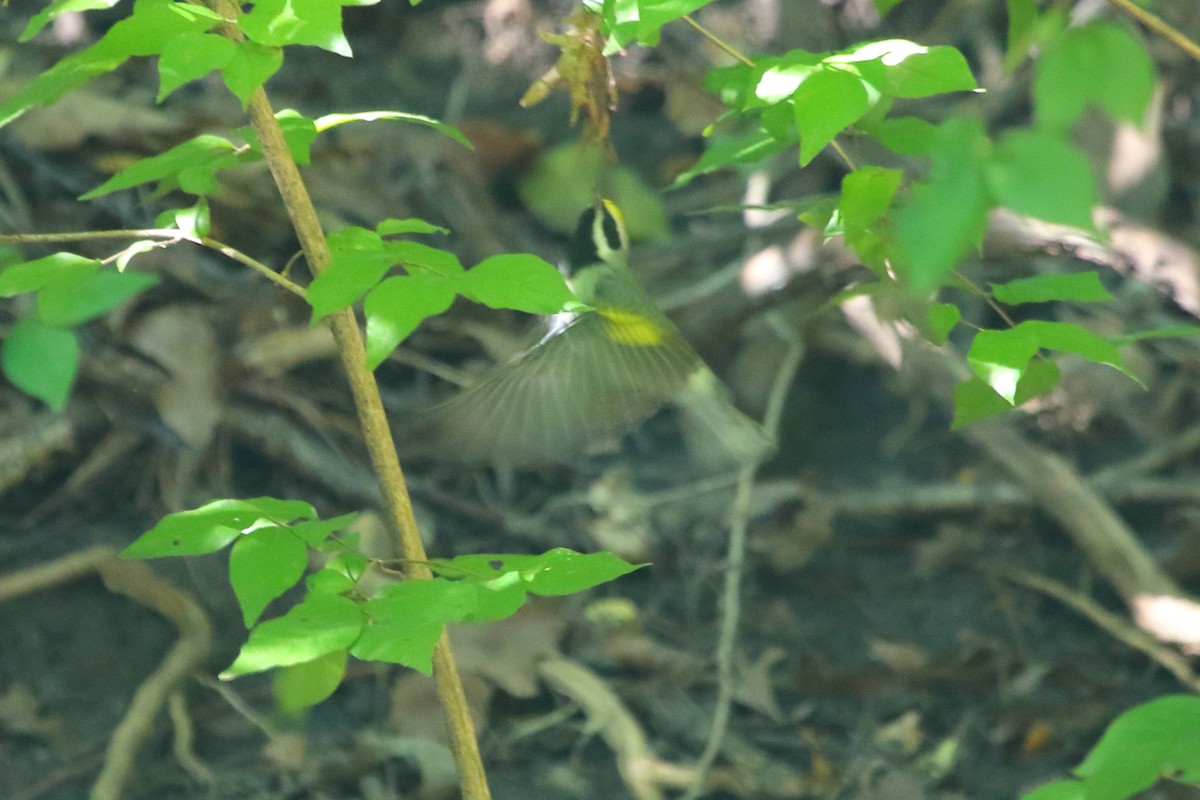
[128, 305, 222, 451]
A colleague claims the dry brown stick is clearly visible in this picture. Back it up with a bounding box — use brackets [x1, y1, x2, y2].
[0, 545, 115, 598]
[892, 342, 1184, 607]
[964, 421, 1180, 601]
[537, 658, 697, 800]
[168, 690, 216, 785]
[988, 565, 1200, 691]
[91, 557, 213, 800]
[748, 475, 1200, 520]
[0, 547, 213, 800]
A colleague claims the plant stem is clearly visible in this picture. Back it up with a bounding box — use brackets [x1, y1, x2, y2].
[1106, 0, 1200, 63]
[682, 316, 804, 799]
[682, 14, 756, 68]
[0, 228, 306, 297]
[241, 84, 492, 800]
[202, 1, 491, 794]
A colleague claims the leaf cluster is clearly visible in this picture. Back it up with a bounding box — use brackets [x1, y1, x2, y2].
[123, 498, 642, 706]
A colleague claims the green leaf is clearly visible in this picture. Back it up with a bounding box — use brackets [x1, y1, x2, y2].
[222, 41, 284, 107]
[525, 548, 645, 595]
[157, 32, 237, 102]
[94, 1, 224, 57]
[123, 497, 317, 559]
[1013, 357, 1059, 405]
[37, 269, 158, 325]
[673, 129, 789, 187]
[0, 49, 124, 129]
[991, 271, 1112, 305]
[321, 550, 370, 583]
[1020, 320, 1129, 376]
[462, 255, 580, 314]
[926, 303, 961, 345]
[706, 60, 770, 110]
[80, 134, 244, 199]
[897, 115, 991, 292]
[860, 116, 937, 155]
[259, 111, 321, 165]
[599, 0, 710, 51]
[290, 513, 358, 547]
[967, 326, 1041, 403]
[874, 0, 906, 15]
[951, 358, 1057, 429]
[1018, 780, 1086, 800]
[229, 525, 310, 627]
[829, 40, 977, 99]
[377, 218, 449, 236]
[434, 549, 644, 597]
[986, 129, 1097, 230]
[792, 67, 870, 166]
[839, 166, 901, 273]
[157, 197, 212, 239]
[306, 567, 358, 596]
[306, 228, 393, 322]
[363, 274, 457, 369]
[22, 0, 120, 41]
[273, 649, 348, 711]
[223, 593, 365, 678]
[315, 111, 471, 149]
[951, 375, 1015, 429]
[238, 0, 361, 56]
[352, 580, 478, 674]
[0, 253, 98, 297]
[756, 61, 818, 105]
[1034, 21, 1155, 133]
[967, 321, 1130, 405]
[1075, 695, 1200, 800]
[462, 577, 529, 622]
[0, 1, 222, 127]
[385, 241, 465, 277]
[1, 318, 78, 411]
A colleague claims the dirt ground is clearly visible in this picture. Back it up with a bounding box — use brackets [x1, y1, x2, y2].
[2, 1, 1200, 799]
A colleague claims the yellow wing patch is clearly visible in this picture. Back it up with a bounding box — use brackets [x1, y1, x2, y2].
[597, 307, 666, 346]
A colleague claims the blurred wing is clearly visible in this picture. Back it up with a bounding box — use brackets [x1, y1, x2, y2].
[414, 310, 703, 466]
[676, 367, 775, 469]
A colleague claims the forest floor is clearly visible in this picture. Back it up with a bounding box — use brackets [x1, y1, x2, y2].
[2, 1, 1200, 799]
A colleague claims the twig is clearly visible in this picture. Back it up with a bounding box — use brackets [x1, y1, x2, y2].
[0, 547, 213, 800]
[683, 317, 804, 800]
[987, 565, 1200, 691]
[0, 228, 305, 297]
[167, 690, 215, 785]
[92, 558, 213, 800]
[964, 420, 1180, 602]
[681, 15, 755, 68]
[1105, 0, 1200, 63]
[538, 658, 697, 800]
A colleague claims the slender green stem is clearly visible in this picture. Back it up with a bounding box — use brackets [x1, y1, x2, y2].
[682, 14, 756, 68]
[0, 228, 306, 297]
[1106, 0, 1200, 63]
[197, 236, 305, 296]
[682, 315, 804, 800]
